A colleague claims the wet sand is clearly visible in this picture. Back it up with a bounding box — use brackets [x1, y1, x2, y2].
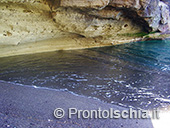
[0, 80, 153, 128]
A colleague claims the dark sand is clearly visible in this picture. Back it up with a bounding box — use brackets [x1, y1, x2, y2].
[0, 80, 153, 128]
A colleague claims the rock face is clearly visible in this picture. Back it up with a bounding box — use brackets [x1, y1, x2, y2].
[0, 0, 63, 45]
[0, 0, 170, 57]
[52, 7, 142, 38]
[51, 0, 170, 33]
[59, 0, 110, 9]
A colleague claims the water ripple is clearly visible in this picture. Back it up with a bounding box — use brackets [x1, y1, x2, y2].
[0, 40, 170, 109]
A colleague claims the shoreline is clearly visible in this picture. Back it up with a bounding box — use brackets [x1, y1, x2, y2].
[0, 36, 170, 58]
[0, 36, 142, 58]
[0, 80, 154, 128]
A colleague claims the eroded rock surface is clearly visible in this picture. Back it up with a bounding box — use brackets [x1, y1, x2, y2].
[52, 7, 142, 38]
[59, 0, 110, 9]
[0, 0, 65, 45]
[0, 0, 170, 57]
[51, 0, 170, 32]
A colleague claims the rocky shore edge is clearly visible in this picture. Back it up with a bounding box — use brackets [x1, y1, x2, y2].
[0, 0, 170, 58]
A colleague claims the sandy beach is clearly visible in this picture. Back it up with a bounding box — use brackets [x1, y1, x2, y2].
[0, 80, 153, 128]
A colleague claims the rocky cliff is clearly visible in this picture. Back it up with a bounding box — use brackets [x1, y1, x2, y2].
[50, 0, 170, 33]
[0, 0, 170, 57]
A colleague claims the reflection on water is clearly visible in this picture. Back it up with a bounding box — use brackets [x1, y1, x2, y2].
[0, 40, 170, 109]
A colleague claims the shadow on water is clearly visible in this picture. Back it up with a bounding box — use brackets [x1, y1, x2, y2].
[0, 40, 170, 110]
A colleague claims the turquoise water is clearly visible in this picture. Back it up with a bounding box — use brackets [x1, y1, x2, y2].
[0, 40, 170, 109]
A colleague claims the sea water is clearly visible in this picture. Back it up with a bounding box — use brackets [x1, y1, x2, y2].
[0, 40, 170, 109]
